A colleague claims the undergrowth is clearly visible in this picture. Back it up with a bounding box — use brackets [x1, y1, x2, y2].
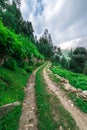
[0, 66, 30, 106]
[0, 106, 21, 130]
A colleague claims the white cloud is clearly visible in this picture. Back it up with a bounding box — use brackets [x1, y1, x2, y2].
[21, 0, 87, 50]
[59, 37, 87, 50]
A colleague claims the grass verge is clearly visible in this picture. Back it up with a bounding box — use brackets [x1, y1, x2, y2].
[51, 66, 87, 90]
[0, 66, 30, 106]
[35, 63, 78, 130]
[0, 66, 32, 130]
[0, 106, 21, 130]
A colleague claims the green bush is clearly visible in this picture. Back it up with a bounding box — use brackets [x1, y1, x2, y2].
[19, 62, 33, 72]
[0, 20, 44, 65]
[0, 106, 21, 130]
[3, 58, 17, 71]
[26, 66, 33, 72]
[36, 62, 44, 67]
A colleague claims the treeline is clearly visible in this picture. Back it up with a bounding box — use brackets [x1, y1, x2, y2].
[0, 0, 56, 62]
[0, 0, 44, 71]
[0, 0, 34, 41]
[35, 29, 53, 59]
[55, 47, 87, 75]
[69, 47, 87, 74]
[0, 20, 44, 70]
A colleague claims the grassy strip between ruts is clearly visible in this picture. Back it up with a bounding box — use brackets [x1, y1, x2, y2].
[35, 63, 78, 130]
[48, 69, 87, 113]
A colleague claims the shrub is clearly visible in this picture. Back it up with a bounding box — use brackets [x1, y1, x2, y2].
[83, 61, 87, 75]
[3, 58, 17, 71]
[26, 66, 33, 72]
[0, 20, 44, 66]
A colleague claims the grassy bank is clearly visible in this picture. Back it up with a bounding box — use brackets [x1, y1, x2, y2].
[35, 63, 78, 130]
[0, 66, 30, 106]
[50, 65, 87, 113]
[51, 65, 87, 90]
[0, 106, 21, 130]
[0, 66, 32, 130]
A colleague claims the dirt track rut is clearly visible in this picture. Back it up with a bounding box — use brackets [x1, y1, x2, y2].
[19, 70, 38, 130]
[43, 64, 87, 130]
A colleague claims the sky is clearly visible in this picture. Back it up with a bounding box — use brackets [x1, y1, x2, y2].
[21, 0, 87, 50]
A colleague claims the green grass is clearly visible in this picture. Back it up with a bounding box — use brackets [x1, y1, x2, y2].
[35, 63, 78, 130]
[68, 93, 87, 113]
[0, 66, 32, 130]
[0, 106, 21, 130]
[0, 66, 30, 106]
[47, 70, 60, 83]
[51, 66, 87, 90]
[50, 65, 87, 113]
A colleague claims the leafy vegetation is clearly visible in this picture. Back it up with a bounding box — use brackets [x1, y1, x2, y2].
[0, 20, 43, 63]
[68, 93, 87, 113]
[51, 65, 87, 90]
[0, 0, 34, 42]
[69, 47, 87, 73]
[36, 29, 53, 59]
[0, 106, 21, 130]
[35, 63, 78, 130]
[0, 66, 30, 106]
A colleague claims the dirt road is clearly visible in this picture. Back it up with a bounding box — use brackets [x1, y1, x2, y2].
[19, 69, 38, 130]
[43, 64, 87, 130]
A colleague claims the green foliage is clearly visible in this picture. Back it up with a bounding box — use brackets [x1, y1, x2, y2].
[74, 47, 87, 55]
[25, 66, 33, 72]
[3, 58, 17, 71]
[0, 20, 44, 64]
[36, 29, 53, 59]
[70, 54, 86, 73]
[0, 106, 21, 130]
[60, 56, 69, 69]
[83, 61, 87, 75]
[70, 47, 87, 73]
[52, 47, 62, 63]
[35, 63, 78, 130]
[0, 0, 34, 40]
[0, 0, 8, 10]
[68, 93, 87, 113]
[52, 55, 60, 63]
[35, 61, 44, 67]
[37, 37, 53, 59]
[21, 62, 33, 72]
[0, 66, 30, 106]
[51, 66, 87, 90]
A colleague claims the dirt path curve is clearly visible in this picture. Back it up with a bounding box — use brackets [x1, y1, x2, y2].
[43, 63, 87, 130]
[19, 68, 38, 130]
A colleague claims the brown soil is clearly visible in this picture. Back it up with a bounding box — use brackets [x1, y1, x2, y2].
[43, 64, 87, 130]
[18, 69, 38, 130]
